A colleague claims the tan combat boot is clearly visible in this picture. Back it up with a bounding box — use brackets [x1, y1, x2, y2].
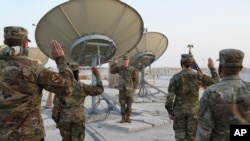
[120, 115, 126, 123]
[125, 114, 131, 123]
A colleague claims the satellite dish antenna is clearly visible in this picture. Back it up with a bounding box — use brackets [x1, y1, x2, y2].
[35, 0, 144, 66]
[28, 47, 49, 65]
[128, 32, 168, 70]
[125, 32, 168, 97]
[35, 0, 144, 115]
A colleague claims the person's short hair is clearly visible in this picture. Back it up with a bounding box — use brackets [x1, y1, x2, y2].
[4, 39, 23, 47]
[180, 54, 193, 68]
[123, 55, 129, 60]
[222, 66, 242, 76]
[4, 26, 31, 42]
[69, 63, 79, 71]
[181, 54, 193, 63]
[217, 49, 244, 67]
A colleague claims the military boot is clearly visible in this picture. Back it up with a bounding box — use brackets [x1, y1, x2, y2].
[120, 115, 126, 123]
[125, 114, 131, 123]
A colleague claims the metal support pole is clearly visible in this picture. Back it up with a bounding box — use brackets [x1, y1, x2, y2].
[90, 57, 97, 114]
[137, 65, 167, 97]
[88, 45, 120, 115]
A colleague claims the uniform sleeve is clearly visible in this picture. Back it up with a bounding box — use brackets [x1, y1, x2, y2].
[165, 77, 176, 115]
[52, 95, 61, 123]
[38, 56, 73, 96]
[196, 90, 215, 141]
[81, 77, 104, 96]
[109, 62, 119, 74]
[201, 68, 220, 87]
[132, 68, 138, 89]
[53, 94, 61, 107]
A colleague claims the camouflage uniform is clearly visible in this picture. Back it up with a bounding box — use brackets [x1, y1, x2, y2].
[52, 64, 103, 141]
[110, 56, 137, 123]
[0, 44, 24, 56]
[165, 54, 219, 141]
[0, 26, 73, 141]
[196, 49, 250, 141]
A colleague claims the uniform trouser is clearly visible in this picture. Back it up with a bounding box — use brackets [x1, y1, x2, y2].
[58, 121, 85, 141]
[6, 136, 44, 141]
[173, 113, 197, 141]
[119, 90, 134, 116]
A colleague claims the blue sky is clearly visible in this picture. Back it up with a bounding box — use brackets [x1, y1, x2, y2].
[1, 0, 250, 68]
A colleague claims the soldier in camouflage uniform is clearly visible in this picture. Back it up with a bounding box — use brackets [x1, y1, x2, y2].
[110, 55, 138, 123]
[52, 63, 104, 141]
[196, 49, 250, 141]
[0, 26, 73, 141]
[165, 54, 219, 141]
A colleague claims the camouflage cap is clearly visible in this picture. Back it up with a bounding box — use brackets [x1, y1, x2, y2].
[123, 55, 129, 60]
[218, 49, 244, 66]
[181, 54, 194, 63]
[69, 63, 79, 71]
[4, 26, 31, 42]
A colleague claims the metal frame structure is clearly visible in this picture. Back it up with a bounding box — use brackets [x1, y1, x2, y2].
[82, 42, 120, 115]
[70, 34, 116, 66]
[135, 52, 167, 97]
[124, 32, 169, 97]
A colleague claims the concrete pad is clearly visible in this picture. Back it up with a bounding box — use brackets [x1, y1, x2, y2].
[131, 115, 169, 127]
[100, 120, 152, 132]
[41, 75, 179, 140]
[44, 119, 56, 129]
[134, 97, 144, 103]
[41, 113, 48, 119]
[143, 118, 167, 127]
[131, 115, 156, 122]
[131, 108, 145, 115]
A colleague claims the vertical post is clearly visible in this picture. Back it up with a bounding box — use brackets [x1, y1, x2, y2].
[91, 57, 97, 113]
[90, 45, 101, 114]
[187, 44, 193, 54]
[138, 65, 147, 97]
[97, 45, 101, 69]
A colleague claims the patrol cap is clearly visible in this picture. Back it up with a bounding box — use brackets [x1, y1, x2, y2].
[181, 54, 194, 63]
[4, 26, 31, 42]
[69, 63, 79, 71]
[123, 55, 129, 60]
[217, 49, 244, 66]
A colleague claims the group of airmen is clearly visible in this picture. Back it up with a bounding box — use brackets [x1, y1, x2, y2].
[0, 25, 249, 141]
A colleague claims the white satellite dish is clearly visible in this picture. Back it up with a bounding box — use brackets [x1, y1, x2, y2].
[127, 32, 168, 70]
[28, 47, 49, 65]
[35, 0, 144, 66]
[122, 32, 168, 97]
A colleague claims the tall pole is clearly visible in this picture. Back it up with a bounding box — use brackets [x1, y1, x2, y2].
[187, 44, 202, 73]
[187, 44, 193, 55]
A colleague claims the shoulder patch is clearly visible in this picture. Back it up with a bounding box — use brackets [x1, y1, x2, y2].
[50, 73, 62, 84]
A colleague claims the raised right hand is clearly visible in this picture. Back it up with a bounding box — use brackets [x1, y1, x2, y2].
[51, 40, 64, 59]
[92, 67, 100, 77]
[207, 58, 215, 69]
